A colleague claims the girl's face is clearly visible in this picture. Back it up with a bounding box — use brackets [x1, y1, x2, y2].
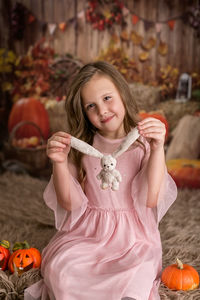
[81, 74, 126, 139]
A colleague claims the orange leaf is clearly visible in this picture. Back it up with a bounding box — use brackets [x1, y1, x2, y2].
[168, 20, 175, 30]
[142, 37, 156, 50]
[132, 14, 139, 25]
[130, 30, 143, 45]
[28, 15, 35, 24]
[59, 22, 67, 31]
[139, 52, 149, 62]
[120, 31, 129, 41]
[158, 40, 168, 56]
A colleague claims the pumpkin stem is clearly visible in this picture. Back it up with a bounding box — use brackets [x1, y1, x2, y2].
[176, 258, 183, 269]
[13, 241, 30, 252]
[21, 241, 30, 249]
[0, 240, 10, 249]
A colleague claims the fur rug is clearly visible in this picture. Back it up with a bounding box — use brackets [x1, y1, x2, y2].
[0, 171, 199, 299]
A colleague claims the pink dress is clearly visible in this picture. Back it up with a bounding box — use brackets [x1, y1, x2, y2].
[25, 133, 177, 300]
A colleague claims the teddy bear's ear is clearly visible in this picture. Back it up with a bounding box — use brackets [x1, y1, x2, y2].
[112, 127, 140, 158]
[71, 136, 103, 158]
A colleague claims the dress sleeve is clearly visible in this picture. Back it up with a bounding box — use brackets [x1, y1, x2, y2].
[131, 139, 177, 230]
[43, 163, 88, 232]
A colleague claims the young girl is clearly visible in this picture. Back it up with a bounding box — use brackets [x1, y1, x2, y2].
[25, 61, 177, 300]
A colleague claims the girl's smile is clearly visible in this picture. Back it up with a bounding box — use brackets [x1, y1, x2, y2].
[100, 115, 114, 123]
[81, 74, 126, 139]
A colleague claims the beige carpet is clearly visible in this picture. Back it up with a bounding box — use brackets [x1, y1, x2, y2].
[0, 171, 199, 299]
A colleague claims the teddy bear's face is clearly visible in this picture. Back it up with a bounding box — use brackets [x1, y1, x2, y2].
[100, 155, 117, 171]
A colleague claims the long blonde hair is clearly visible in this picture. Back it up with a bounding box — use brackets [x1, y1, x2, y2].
[65, 61, 140, 181]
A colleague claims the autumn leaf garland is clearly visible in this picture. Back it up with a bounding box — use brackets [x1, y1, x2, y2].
[85, 0, 125, 31]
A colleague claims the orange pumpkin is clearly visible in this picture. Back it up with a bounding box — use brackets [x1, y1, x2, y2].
[8, 97, 49, 140]
[161, 258, 199, 290]
[0, 240, 10, 271]
[167, 159, 200, 189]
[139, 110, 169, 141]
[8, 241, 41, 275]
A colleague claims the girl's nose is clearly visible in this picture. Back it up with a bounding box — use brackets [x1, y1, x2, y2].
[97, 103, 107, 116]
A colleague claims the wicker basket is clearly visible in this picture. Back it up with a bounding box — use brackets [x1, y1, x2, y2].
[4, 121, 49, 170]
[49, 56, 83, 98]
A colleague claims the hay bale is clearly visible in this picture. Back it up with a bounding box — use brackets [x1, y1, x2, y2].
[129, 83, 161, 110]
[166, 115, 200, 160]
[156, 99, 200, 132]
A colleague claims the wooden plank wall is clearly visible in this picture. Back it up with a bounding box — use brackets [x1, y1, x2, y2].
[0, 0, 200, 81]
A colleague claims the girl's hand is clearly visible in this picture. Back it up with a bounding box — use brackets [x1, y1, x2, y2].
[47, 132, 71, 163]
[138, 117, 166, 151]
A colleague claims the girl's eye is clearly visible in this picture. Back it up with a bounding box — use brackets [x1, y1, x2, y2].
[104, 96, 111, 101]
[86, 103, 95, 110]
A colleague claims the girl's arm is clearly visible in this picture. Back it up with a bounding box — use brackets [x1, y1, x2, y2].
[47, 132, 77, 211]
[52, 161, 73, 211]
[146, 146, 165, 208]
[138, 118, 166, 208]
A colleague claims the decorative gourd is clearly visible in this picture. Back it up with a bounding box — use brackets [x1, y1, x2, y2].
[167, 159, 200, 189]
[139, 110, 169, 141]
[161, 258, 199, 291]
[8, 97, 50, 140]
[8, 241, 41, 275]
[0, 240, 10, 271]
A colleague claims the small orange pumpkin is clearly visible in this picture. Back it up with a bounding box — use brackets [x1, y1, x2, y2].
[161, 258, 199, 291]
[8, 241, 41, 275]
[0, 240, 10, 271]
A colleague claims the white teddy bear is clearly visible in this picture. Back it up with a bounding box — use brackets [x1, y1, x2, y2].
[97, 155, 122, 190]
[70, 128, 140, 191]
